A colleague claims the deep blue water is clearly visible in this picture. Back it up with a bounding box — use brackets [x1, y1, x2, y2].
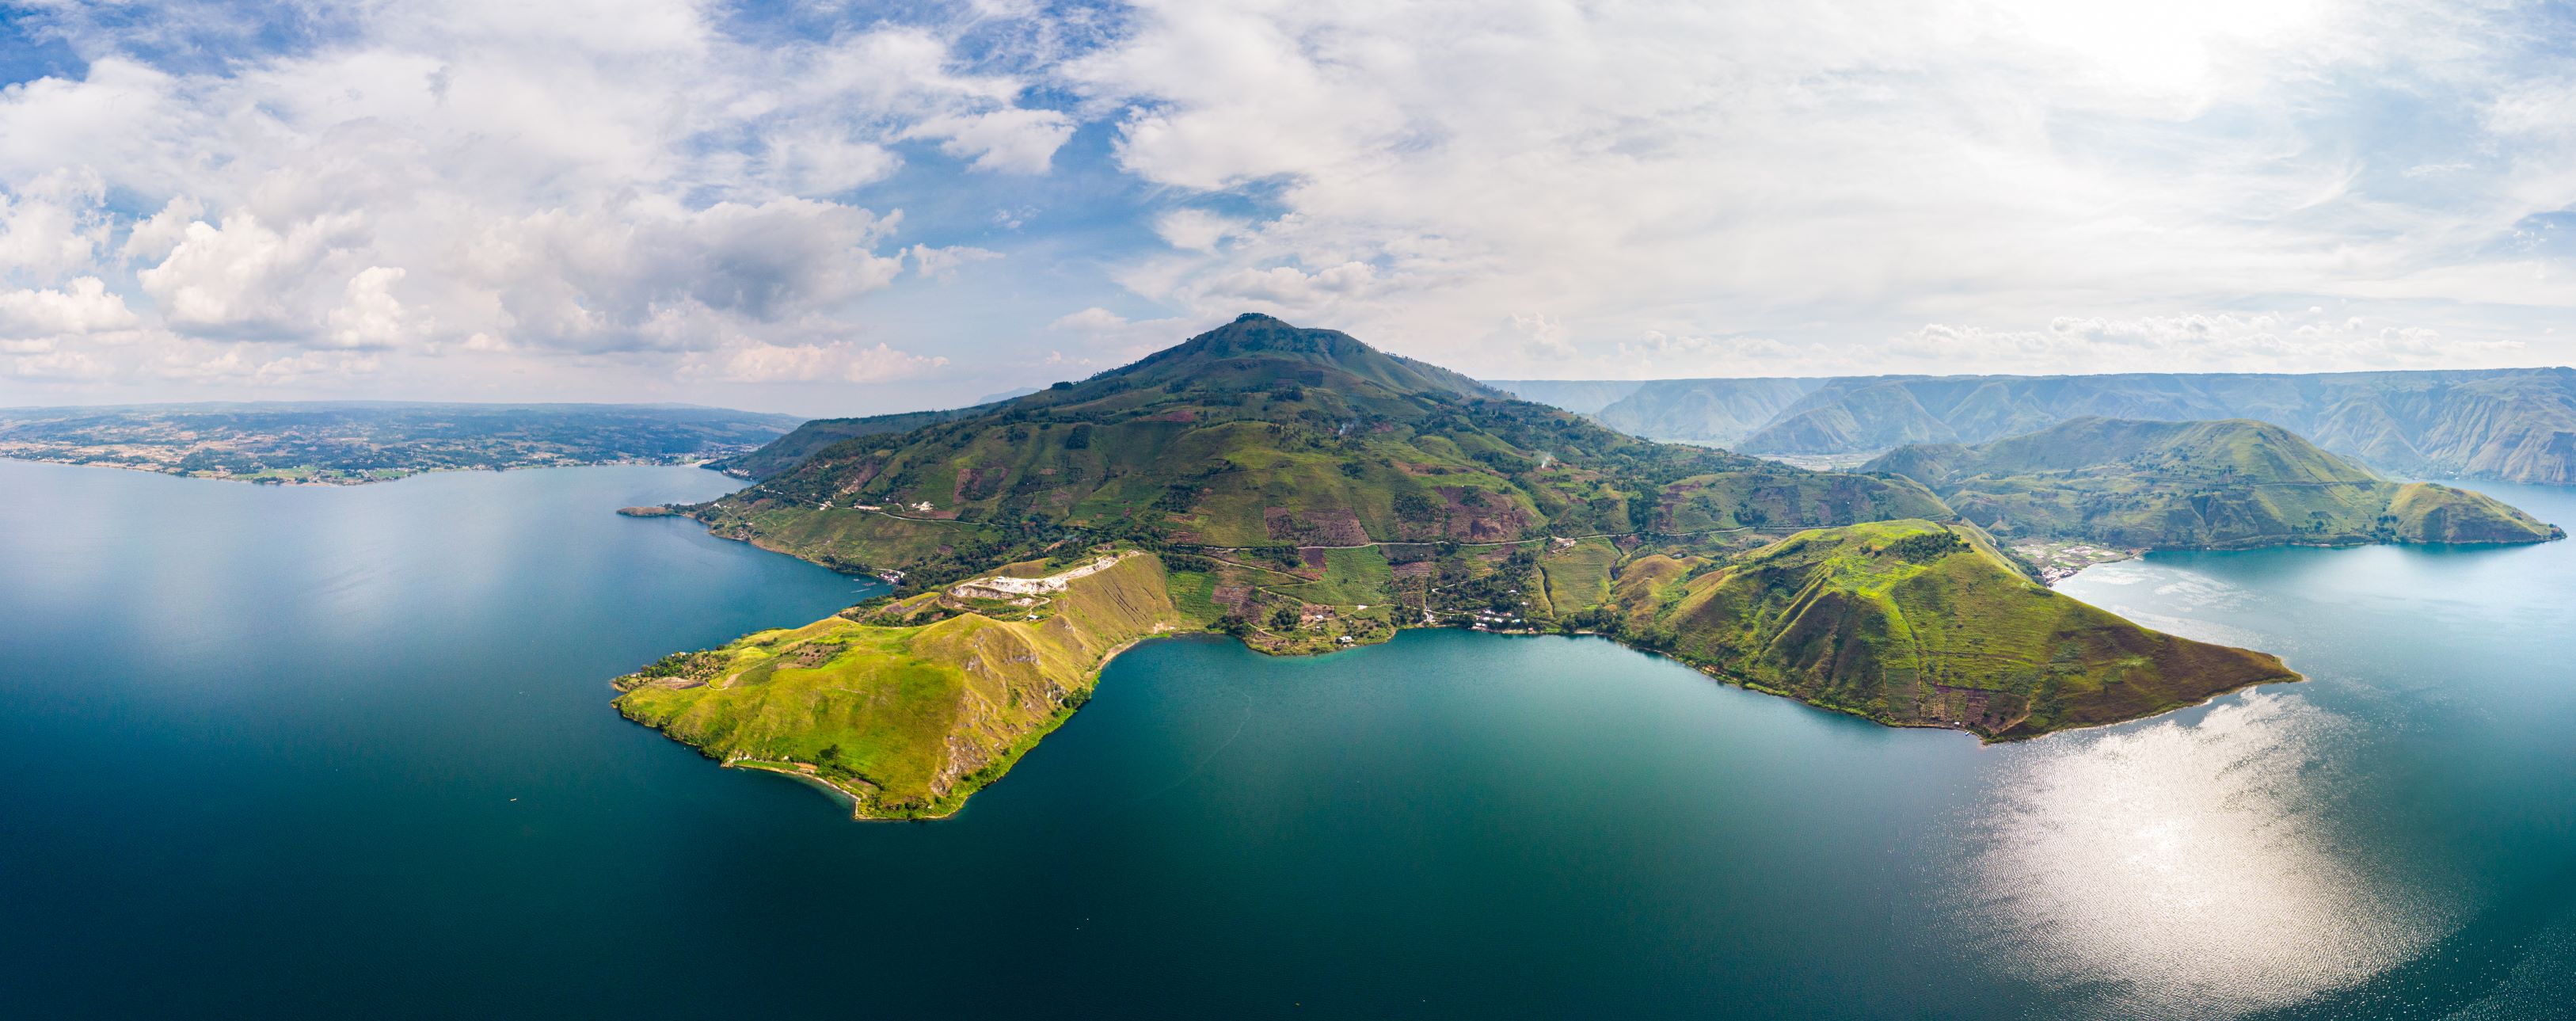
[2, 461, 2571, 1019]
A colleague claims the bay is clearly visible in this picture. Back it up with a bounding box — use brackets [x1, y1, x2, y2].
[2, 460, 2571, 1019]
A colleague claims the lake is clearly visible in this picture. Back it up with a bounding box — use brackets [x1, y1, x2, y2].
[2, 460, 2571, 1019]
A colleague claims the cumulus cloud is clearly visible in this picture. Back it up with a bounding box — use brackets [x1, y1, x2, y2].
[327, 268, 416, 349]
[1061, 0, 2576, 376]
[2, 0, 2572, 404]
[0, 1, 1075, 403]
[0, 277, 139, 338]
[136, 212, 367, 332]
[457, 198, 907, 352]
[904, 109, 1077, 173]
[0, 169, 112, 281]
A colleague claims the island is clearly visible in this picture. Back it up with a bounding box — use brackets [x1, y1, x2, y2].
[595, 314, 2552, 819]
[0, 402, 801, 484]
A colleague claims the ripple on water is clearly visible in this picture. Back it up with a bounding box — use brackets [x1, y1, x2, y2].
[1956, 691, 2454, 1019]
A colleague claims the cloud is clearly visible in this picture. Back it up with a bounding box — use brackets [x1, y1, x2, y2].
[1612, 330, 1807, 374]
[1152, 208, 1246, 253]
[680, 339, 947, 383]
[1046, 306, 1212, 369]
[3, 0, 2574, 405]
[903, 108, 1077, 173]
[457, 198, 907, 353]
[6, 348, 112, 382]
[1063, 0, 2576, 377]
[135, 211, 367, 332]
[327, 267, 415, 349]
[121, 196, 204, 267]
[0, 277, 139, 338]
[146, 344, 386, 386]
[0, 168, 111, 280]
[1886, 310, 2528, 373]
[907, 243, 1003, 280]
[0, 2, 1074, 402]
[1489, 312, 1573, 360]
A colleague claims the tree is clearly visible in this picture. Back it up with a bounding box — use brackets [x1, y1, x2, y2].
[1394, 492, 1438, 522]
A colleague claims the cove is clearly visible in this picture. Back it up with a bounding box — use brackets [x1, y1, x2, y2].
[4, 459, 2574, 1018]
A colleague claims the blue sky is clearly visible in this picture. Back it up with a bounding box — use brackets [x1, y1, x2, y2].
[1, 0, 2571, 416]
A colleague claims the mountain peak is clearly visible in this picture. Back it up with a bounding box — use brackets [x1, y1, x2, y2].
[1102, 314, 1500, 401]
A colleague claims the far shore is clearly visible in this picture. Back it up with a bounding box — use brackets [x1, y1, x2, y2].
[0, 454, 731, 486]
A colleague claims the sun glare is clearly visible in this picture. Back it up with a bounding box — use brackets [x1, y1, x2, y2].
[1990, 0, 2327, 97]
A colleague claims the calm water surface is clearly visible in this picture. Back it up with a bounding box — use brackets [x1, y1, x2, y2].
[2, 461, 2571, 1019]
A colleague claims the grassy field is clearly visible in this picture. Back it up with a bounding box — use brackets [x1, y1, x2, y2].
[1283, 547, 1395, 607]
[1639, 520, 2299, 738]
[1539, 539, 1622, 615]
[615, 553, 1188, 818]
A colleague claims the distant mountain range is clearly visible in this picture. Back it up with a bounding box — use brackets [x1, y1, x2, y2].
[1862, 417, 2561, 549]
[1490, 368, 2576, 485]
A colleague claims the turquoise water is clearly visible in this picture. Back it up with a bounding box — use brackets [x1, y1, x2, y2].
[2, 461, 2571, 1019]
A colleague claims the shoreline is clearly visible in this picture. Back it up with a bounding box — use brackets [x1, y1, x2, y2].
[620, 528, 2355, 819]
[0, 453, 738, 487]
[626, 604, 2311, 823]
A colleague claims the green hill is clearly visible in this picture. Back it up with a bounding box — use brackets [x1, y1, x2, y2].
[707, 405, 997, 481]
[1861, 417, 2562, 548]
[615, 551, 1186, 818]
[620, 317, 2328, 817]
[692, 314, 1947, 586]
[1515, 368, 2576, 485]
[1607, 520, 2299, 739]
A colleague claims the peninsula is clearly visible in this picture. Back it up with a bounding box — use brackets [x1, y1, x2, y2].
[597, 315, 2540, 818]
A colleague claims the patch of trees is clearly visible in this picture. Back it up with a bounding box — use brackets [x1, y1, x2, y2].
[1885, 530, 1968, 562]
[1393, 491, 1439, 523]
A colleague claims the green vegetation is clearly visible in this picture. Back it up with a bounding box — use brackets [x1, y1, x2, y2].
[1861, 417, 2562, 548]
[1592, 520, 2299, 739]
[0, 402, 798, 484]
[708, 404, 1003, 481]
[614, 552, 1186, 819]
[1537, 538, 1622, 616]
[691, 313, 1948, 592]
[619, 315, 2353, 817]
[1541, 367, 2576, 486]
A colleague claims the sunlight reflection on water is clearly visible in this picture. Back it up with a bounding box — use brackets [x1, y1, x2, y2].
[1962, 691, 2452, 1019]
